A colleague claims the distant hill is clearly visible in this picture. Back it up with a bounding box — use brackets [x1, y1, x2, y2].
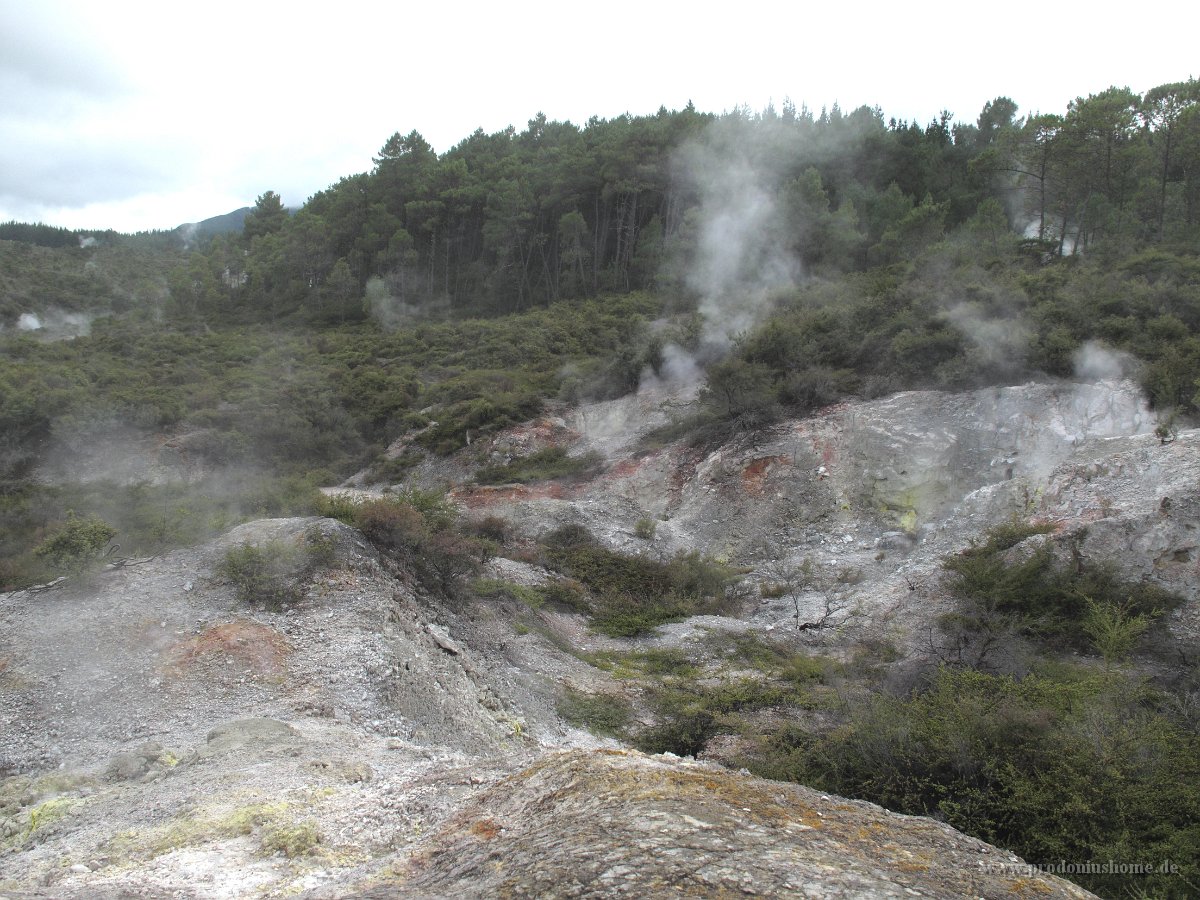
[176, 206, 251, 241]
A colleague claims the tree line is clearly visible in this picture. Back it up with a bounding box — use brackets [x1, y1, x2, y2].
[165, 79, 1199, 324]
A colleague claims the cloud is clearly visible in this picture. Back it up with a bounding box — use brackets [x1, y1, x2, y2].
[0, 1, 1194, 233]
[0, 4, 128, 102]
[0, 138, 175, 210]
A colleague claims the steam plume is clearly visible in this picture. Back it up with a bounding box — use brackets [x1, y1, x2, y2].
[676, 119, 800, 351]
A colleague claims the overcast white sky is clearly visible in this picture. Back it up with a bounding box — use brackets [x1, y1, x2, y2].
[1, 0, 1194, 233]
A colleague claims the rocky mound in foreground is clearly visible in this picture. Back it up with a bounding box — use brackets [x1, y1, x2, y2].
[338, 749, 1094, 899]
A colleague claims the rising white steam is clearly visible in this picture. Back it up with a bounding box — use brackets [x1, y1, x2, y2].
[15, 309, 94, 339]
[1073, 340, 1134, 381]
[676, 121, 800, 351]
[942, 301, 1030, 369]
[363, 274, 448, 330]
[638, 343, 704, 398]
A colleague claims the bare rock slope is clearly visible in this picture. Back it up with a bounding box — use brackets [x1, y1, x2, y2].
[2, 517, 1091, 897]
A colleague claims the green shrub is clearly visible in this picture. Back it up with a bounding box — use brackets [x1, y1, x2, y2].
[538, 525, 739, 636]
[467, 515, 509, 544]
[315, 491, 359, 524]
[366, 448, 423, 483]
[351, 498, 426, 551]
[589, 591, 694, 637]
[534, 577, 592, 614]
[218, 541, 307, 610]
[596, 648, 698, 678]
[302, 527, 338, 569]
[33, 512, 116, 575]
[420, 530, 483, 593]
[959, 519, 1056, 556]
[634, 709, 716, 757]
[752, 666, 1200, 900]
[941, 524, 1183, 652]
[393, 487, 457, 530]
[633, 517, 656, 540]
[471, 577, 543, 608]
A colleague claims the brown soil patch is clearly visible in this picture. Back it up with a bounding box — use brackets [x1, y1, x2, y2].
[451, 482, 573, 510]
[609, 458, 648, 480]
[162, 620, 290, 679]
[741, 456, 791, 495]
[469, 818, 502, 840]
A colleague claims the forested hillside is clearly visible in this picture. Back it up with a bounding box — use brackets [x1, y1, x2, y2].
[0, 81, 1195, 519]
[174, 79, 1200, 423]
[2, 79, 1199, 588]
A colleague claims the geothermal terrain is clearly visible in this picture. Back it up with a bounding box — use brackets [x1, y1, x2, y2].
[2, 375, 1193, 898]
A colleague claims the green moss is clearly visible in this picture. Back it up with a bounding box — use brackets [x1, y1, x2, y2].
[260, 819, 321, 857]
[108, 799, 301, 860]
[25, 797, 75, 836]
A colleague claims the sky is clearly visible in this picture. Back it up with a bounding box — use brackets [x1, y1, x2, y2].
[1, 0, 1195, 234]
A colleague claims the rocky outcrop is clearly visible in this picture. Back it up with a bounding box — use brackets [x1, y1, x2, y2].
[371, 749, 1095, 899]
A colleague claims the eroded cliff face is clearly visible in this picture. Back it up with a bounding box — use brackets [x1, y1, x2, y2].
[413, 378, 1194, 643]
[444, 379, 1152, 539]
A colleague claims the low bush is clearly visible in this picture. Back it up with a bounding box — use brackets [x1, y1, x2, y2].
[589, 591, 695, 637]
[593, 648, 699, 678]
[748, 666, 1200, 900]
[471, 577, 543, 608]
[633, 517, 656, 540]
[314, 491, 360, 524]
[366, 448, 423, 484]
[466, 515, 509, 544]
[473, 447, 601, 485]
[350, 498, 426, 551]
[218, 541, 308, 610]
[538, 525, 740, 636]
[556, 687, 633, 738]
[941, 523, 1183, 652]
[33, 512, 116, 575]
[218, 527, 336, 610]
[634, 709, 717, 757]
[534, 577, 592, 614]
[337, 491, 484, 596]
